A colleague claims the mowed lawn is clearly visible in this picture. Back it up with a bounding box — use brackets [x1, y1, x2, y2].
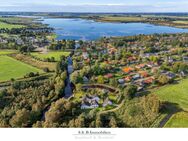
[152, 78, 188, 127]
[0, 22, 24, 29]
[154, 78, 188, 111]
[0, 56, 43, 82]
[0, 50, 17, 55]
[31, 51, 70, 61]
[164, 112, 188, 128]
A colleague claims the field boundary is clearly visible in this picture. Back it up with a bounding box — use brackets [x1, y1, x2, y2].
[0, 73, 53, 88]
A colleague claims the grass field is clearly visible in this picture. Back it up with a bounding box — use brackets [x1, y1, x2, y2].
[31, 51, 70, 61]
[91, 15, 188, 28]
[0, 50, 17, 55]
[164, 112, 188, 128]
[0, 17, 33, 23]
[0, 21, 24, 29]
[153, 79, 188, 111]
[0, 56, 43, 82]
[98, 16, 145, 22]
[152, 78, 188, 127]
[173, 21, 188, 24]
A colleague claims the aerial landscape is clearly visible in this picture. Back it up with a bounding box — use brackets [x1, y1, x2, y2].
[1, 0, 188, 129]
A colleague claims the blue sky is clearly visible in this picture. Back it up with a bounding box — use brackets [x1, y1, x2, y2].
[0, 0, 188, 12]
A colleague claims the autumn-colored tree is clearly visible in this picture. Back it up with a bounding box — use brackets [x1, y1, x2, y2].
[95, 115, 102, 127]
[75, 114, 85, 127]
[109, 117, 117, 128]
[158, 74, 170, 85]
[10, 108, 30, 127]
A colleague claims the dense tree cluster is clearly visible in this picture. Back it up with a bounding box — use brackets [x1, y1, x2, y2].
[48, 40, 75, 50]
[0, 80, 54, 127]
[0, 57, 67, 127]
[116, 94, 160, 127]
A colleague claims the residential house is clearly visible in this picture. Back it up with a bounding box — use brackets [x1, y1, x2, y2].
[183, 57, 188, 63]
[16, 39, 24, 45]
[165, 72, 176, 79]
[104, 73, 113, 79]
[135, 64, 146, 69]
[124, 76, 132, 82]
[151, 67, 159, 73]
[118, 79, 125, 84]
[103, 98, 113, 107]
[122, 67, 134, 74]
[139, 71, 149, 78]
[143, 77, 155, 84]
[82, 52, 89, 60]
[81, 95, 100, 109]
[180, 71, 186, 77]
[132, 74, 140, 80]
[166, 56, 174, 63]
[83, 76, 89, 84]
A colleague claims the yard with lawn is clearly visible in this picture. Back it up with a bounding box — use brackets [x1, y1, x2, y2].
[31, 51, 71, 61]
[0, 56, 43, 82]
[0, 21, 24, 29]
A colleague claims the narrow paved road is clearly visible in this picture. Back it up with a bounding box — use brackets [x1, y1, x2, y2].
[158, 112, 176, 127]
[98, 99, 125, 115]
[158, 104, 181, 127]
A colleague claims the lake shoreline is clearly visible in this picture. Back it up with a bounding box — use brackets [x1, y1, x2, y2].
[43, 15, 188, 29]
[41, 18, 188, 40]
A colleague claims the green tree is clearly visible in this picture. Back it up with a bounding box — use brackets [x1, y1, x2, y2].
[109, 78, 118, 86]
[158, 74, 170, 85]
[124, 85, 137, 99]
[97, 75, 104, 84]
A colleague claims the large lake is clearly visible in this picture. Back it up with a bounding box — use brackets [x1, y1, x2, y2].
[42, 18, 188, 40]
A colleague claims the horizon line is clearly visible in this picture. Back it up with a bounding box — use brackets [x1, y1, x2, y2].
[1, 11, 188, 14]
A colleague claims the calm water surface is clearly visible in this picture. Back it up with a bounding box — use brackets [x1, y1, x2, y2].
[42, 18, 188, 40]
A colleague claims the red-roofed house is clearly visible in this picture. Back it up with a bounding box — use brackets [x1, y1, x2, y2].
[139, 71, 149, 78]
[144, 77, 155, 84]
[122, 67, 134, 73]
[136, 64, 146, 69]
[124, 76, 132, 82]
[104, 73, 113, 79]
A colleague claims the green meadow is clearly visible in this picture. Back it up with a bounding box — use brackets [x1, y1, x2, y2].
[99, 16, 145, 22]
[0, 50, 17, 55]
[0, 21, 24, 29]
[154, 78, 188, 111]
[31, 51, 70, 61]
[152, 78, 188, 127]
[0, 56, 42, 82]
[164, 112, 188, 128]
